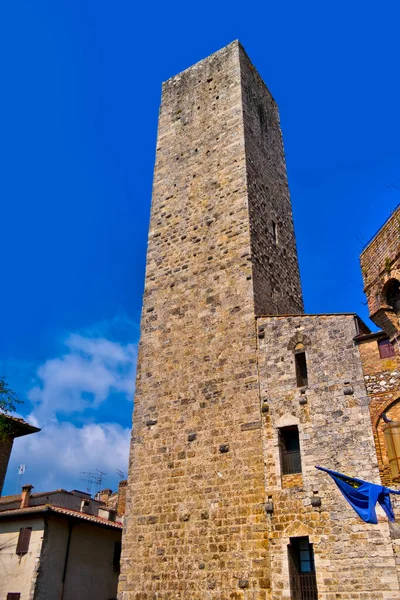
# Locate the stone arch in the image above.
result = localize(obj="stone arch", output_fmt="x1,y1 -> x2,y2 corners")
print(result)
287,332 -> 311,352
373,396 -> 400,429
383,278 -> 400,313
372,396 -> 400,486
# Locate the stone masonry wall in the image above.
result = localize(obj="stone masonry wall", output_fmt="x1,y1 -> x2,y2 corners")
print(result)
357,336 -> 400,486
360,205 -> 400,319
257,314 -> 400,600
119,42 -> 273,600
239,49 -> 304,316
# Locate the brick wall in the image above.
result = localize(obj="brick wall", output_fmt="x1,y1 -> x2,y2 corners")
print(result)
360,206 -> 400,336
357,336 -> 400,485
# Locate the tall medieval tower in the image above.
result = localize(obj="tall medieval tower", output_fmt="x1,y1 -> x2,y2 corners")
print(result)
119,41 -> 400,600
119,40 -> 302,599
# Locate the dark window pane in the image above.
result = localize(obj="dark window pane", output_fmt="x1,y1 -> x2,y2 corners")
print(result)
300,561 -> 312,573
7,594 -> 21,600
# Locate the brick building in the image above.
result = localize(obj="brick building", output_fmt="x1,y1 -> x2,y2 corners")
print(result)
119,41 -> 400,599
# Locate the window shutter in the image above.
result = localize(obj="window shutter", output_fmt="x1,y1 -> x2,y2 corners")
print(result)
378,338 -> 395,359
16,527 -> 32,555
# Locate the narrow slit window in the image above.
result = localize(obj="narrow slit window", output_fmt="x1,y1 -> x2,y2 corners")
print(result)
378,338 -> 395,359
280,426 -> 301,475
272,220 -> 278,244
295,352 -> 308,387
16,527 -> 32,555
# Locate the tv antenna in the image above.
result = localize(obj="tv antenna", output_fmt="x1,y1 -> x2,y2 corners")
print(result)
116,469 -> 126,480
79,469 -> 107,496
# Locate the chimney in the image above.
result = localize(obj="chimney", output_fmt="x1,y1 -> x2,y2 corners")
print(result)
21,484 -> 33,508
117,479 -> 127,517
98,488 -> 113,504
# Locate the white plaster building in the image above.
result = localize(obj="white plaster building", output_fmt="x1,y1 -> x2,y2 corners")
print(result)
0,485 -> 122,600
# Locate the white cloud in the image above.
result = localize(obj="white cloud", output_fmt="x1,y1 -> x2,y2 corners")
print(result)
3,326 -> 137,495
28,333 -> 137,422
5,420 -> 131,494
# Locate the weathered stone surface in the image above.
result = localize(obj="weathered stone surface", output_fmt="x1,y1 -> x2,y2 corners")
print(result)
258,314 -> 400,599
119,41 -> 293,599
360,206 -> 400,339
119,40 -> 400,600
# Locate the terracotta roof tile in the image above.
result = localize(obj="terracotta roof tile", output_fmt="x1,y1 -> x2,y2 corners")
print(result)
0,504 -> 123,529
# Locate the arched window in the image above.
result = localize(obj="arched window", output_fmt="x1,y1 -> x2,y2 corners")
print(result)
382,419 -> 400,481
385,279 -> 400,313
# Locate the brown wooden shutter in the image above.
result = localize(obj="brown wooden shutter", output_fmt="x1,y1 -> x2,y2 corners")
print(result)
16,527 -> 32,555
378,338 -> 395,359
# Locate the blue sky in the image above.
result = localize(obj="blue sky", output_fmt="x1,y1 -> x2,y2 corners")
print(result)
1,1 -> 399,495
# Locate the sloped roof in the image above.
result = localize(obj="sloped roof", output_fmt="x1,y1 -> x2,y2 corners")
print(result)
0,414 -> 41,437
0,504 -> 123,529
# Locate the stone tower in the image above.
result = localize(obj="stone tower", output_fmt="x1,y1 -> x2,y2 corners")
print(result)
119,41 -> 302,599
360,205 -> 400,342
119,42 -> 400,600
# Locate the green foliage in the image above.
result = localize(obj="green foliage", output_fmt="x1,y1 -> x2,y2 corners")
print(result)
385,257 -> 392,274
0,377 -> 23,438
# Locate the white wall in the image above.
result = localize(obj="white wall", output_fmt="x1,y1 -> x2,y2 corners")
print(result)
34,515 -> 121,600
0,516 -> 44,600
0,514 -> 121,600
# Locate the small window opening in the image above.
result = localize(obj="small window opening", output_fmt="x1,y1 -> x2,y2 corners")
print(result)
280,426 -> 301,475
295,350 -> 308,387
378,338 -> 395,359
113,541 -> 122,573
288,537 -> 318,600
272,220 -> 278,244
16,527 -> 32,555
386,279 -> 400,313
258,105 -> 268,136
7,594 -> 21,600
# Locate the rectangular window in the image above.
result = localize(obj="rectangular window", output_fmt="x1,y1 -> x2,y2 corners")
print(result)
7,593 -> 21,600
378,338 -> 395,359
295,352 -> 308,387
280,426 -> 301,475
113,541 -> 122,572
16,527 -> 32,555
288,537 -> 318,600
